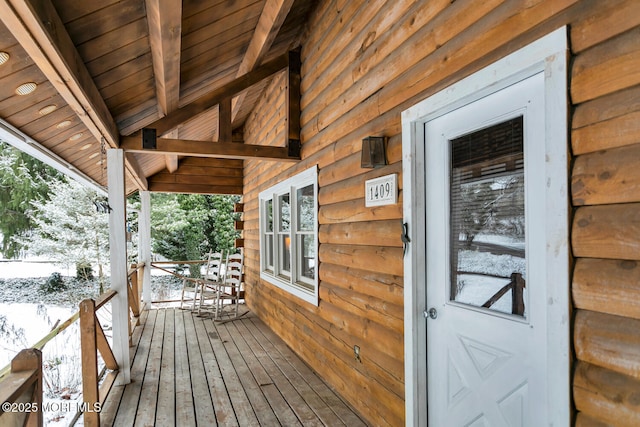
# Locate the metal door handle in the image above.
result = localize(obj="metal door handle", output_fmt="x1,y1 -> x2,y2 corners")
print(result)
424,307 -> 438,319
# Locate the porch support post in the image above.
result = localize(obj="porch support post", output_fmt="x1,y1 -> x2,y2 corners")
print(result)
139,190 -> 152,304
107,149 -> 131,385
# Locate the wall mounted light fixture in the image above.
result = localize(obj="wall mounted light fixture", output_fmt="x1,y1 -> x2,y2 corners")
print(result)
361,136 -> 387,168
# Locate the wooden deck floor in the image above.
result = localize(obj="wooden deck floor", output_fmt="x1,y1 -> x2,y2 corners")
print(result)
100,307 -> 367,426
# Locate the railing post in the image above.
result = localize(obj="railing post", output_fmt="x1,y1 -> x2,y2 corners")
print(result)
130,267 -> 140,318
511,273 -> 526,316
0,349 -> 43,427
80,299 -> 100,427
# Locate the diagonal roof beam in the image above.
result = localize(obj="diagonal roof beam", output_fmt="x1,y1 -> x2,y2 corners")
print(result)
145,0 -> 182,172
136,52 -> 289,138
231,0 -> 295,122
0,0 -> 148,190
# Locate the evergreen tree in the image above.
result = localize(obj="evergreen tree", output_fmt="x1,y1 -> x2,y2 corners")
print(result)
150,193 -> 240,271
20,179 -> 110,280
0,141 -> 64,258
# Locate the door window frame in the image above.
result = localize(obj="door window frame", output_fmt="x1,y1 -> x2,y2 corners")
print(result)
401,27 -> 570,426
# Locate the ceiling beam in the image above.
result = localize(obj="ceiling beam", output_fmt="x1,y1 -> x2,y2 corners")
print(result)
145,0 -> 182,115
148,182 -> 243,195
0,0 -> 148,190
137,52 -> 290,137
145,0 -> 181,173
121,136 -> 300,162
231,0 -> 295,122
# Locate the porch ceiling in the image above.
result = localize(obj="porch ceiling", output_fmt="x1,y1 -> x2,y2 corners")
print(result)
0,0 -> 313,194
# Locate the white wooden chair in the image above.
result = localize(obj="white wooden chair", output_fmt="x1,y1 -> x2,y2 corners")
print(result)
180,251 -> 223,310
198,251 -> 243,320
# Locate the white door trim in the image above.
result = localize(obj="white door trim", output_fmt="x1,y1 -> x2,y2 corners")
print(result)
402,27 -> 570,426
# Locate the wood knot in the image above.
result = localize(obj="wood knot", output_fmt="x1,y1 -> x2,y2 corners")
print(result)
577,218 -> 590,227
360,31 -> 377,53
619,260 -> 637,270
598,171 -> 611,180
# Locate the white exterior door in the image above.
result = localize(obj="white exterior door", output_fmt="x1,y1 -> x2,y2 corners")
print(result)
425,73 -> 547,426
403,28 -> 569,426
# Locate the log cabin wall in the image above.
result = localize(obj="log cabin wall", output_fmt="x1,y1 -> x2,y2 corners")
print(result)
242,1 -> 640,425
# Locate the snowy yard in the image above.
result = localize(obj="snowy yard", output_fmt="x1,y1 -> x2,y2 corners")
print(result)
0,261 -> 182,426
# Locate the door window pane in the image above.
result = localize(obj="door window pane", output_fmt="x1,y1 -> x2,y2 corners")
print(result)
449,117 -> 527,317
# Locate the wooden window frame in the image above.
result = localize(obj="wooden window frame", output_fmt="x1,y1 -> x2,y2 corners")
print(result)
259,166 -> 319,305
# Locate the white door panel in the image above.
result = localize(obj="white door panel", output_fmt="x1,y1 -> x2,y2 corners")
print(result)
426,73 -> 545,426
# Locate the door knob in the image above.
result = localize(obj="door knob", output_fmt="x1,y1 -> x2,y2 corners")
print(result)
425,307 -> 437,319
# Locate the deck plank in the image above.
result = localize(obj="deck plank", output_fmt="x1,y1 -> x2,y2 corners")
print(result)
227,319 -> 305,426
155,309 -> 176,425
191,313 -> 238,426
99,308 -> 150,425
174,310 -> 196,425
232,318 -> 324,426
135,308 -> 165,426
182,310 -> 217,424
213,320 -> 281,426
202,315 -> 259,426
249,317 -> 366,426
112,309 -> 158,425
101,308 -> 365,426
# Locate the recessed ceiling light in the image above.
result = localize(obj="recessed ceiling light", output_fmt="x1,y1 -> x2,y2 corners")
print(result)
38,105 -> 57,115
15,82 -> 37,95
56,120 -> 72,129
0,52 -> 9,66
69,132 -> 84,141
89,152 -> 100,159
80,143 -> 92,151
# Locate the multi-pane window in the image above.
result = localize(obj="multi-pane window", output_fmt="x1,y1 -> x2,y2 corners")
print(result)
259,167 -> 318,305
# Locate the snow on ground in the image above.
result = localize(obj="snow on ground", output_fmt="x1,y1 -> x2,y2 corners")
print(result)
0,261 -> 182,426
474,233 -> 525,250
456,244 -> 527,316
0,259 -> 71,278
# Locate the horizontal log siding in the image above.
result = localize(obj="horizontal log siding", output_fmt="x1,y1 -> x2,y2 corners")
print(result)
239,1 -> 640,425
570,0 -> 640,424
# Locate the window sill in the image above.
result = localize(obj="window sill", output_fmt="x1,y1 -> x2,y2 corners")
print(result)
260,271 -> 318,306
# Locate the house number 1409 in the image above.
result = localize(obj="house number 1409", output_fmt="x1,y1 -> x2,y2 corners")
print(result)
370,182 -> 392,200
365,174 -> 397,207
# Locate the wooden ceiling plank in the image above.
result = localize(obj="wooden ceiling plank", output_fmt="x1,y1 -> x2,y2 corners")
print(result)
1,0 -> 118,143
137,51 -> 289,137
0,0 -> 148,190
145,0 -> 182,115
121,135 -> 300,162
231,0 -> 295,121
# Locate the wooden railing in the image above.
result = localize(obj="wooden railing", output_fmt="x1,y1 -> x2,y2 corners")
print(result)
482,272 -> 526,315
0,263 -> 146,427
127,263 -> 144,342
80,263 -> 145,426
151,260 -> 206,303
0,349 -> 43,426
0,301 -> 82,426
80,290 -> 119,427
